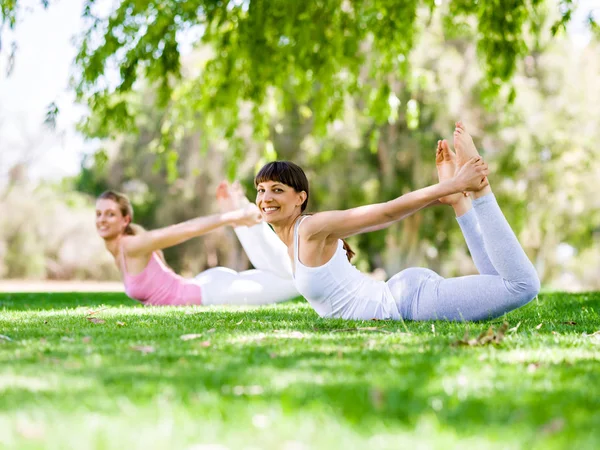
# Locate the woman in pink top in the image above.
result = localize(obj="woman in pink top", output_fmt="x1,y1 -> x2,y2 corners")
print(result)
96,182 -> 298,306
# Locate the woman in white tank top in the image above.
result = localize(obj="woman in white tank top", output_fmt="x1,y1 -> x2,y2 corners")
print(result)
253,122 -> 540,322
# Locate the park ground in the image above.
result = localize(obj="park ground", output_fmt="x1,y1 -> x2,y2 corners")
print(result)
1,290 -> 599,449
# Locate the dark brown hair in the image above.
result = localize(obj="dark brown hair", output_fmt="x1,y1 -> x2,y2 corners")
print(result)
255,161 -> 356,261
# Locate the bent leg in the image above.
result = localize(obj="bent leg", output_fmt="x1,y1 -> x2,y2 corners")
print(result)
456,208 -> 498,275
434,138 -> 498,275
234,223 -> 293,279
452,123 -> 537,285
195,267 -> 299,306
415,273 -> 538,321
216,180 -> 292,279
388,267 -> 539,322
472,193 -> 539,288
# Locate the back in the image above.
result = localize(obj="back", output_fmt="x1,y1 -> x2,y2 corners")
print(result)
121,250 -> 202,306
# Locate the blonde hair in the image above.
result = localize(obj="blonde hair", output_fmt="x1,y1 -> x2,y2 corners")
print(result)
98,190 -> 137,235
97,190 -> 168,264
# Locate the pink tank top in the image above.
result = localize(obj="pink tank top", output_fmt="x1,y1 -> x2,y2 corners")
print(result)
120,247 -> 203,306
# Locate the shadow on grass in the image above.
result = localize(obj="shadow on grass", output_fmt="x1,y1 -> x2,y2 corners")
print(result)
1,291 -> 600,447
0,292 -> 138,310
2,328 -> 600,447
0,292 -> 309,311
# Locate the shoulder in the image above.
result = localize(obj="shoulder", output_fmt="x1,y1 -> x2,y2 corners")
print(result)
297,212 -> 336,241
120,234 -> 146,256
296,214 -> 317,236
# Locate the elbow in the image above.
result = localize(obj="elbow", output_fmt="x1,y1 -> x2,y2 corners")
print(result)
381,202 -> 396,222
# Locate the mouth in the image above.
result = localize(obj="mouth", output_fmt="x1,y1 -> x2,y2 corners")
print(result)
261,206 -> 280,214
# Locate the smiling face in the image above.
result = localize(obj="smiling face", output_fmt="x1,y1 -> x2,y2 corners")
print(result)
255,180 -> 307,224
95,198 -> 130,240
254,161 -> 310,225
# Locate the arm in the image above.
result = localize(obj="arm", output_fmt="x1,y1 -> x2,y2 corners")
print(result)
303,181 -> 458,240
303,158 -> 488,240
123,205 -> 260,257
359,200 -> 443,234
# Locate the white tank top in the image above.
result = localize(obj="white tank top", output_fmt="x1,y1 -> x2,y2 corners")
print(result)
292,216 -> 401,320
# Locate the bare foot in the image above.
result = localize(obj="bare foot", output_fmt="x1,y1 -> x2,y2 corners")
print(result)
453,121 -> 480,167
453,121 -> 491,199
230,181 -> 251,208
436,140 -> 471,216
230,203 -> 262,227
216,181 -> 236,213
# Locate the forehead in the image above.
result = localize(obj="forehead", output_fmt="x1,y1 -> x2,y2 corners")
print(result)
96,198 -> 120,210
257,180 -> 286,187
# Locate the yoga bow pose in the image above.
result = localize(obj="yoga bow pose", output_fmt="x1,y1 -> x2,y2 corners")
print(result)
253,122 -> 540,321
95,182 -> 299,306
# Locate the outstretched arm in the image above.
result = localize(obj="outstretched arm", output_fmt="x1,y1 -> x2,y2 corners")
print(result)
359,200 -> 443,234
123,205 -> 261,257
303,159 -> 488,240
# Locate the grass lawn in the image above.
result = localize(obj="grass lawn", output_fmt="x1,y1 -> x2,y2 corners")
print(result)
1,292 -> 599,449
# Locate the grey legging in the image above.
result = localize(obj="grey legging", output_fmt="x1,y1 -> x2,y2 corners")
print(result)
387,193 -> 540,321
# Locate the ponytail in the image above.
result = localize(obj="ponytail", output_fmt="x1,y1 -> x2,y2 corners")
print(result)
342,240 -> 355,262
126,223 -> 145,236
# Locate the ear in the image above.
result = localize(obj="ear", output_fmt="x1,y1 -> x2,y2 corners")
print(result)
297,191 -> 307,207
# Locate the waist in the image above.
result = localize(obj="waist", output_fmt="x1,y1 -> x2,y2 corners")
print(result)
294,269 -> 399,320
124,272 -> 202,306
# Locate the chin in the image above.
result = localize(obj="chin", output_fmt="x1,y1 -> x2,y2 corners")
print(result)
261,215 -> 276,224
97,230 -> 115,240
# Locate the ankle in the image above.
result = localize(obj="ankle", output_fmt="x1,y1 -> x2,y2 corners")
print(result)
452,196 -> 472,217
472,185 -> 492,200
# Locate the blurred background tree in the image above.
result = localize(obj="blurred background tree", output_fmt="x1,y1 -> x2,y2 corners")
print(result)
1,0 -> 598,290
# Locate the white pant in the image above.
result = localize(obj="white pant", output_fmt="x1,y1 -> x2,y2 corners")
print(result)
194,223 -> 298,305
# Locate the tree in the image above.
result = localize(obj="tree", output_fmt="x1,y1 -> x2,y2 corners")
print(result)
2,0 -> 592,170
71,2 -> 600,287
4,0 -> 600,288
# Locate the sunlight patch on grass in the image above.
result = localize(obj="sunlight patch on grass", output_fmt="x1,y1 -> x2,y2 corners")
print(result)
498,347 -> 600,365
227,330 -> 315,344
1,291 -> 599,449
0,373 -> 94,394
0,375 -> 56,393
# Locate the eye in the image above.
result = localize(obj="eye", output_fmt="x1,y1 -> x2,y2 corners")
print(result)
257,188 -> 265,193
274,188 -> 283,193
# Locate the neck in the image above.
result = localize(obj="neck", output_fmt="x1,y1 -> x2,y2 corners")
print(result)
270,212 -> 302,248
103,234 -> 124,257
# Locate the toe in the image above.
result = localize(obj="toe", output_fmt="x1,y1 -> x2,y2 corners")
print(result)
435,141 -> 444,162
216,181 -> 229,197
441,140 -> 453,161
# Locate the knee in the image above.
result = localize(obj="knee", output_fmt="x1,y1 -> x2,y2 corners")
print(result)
510,272 -> 541,306
525,273 -> 541,299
